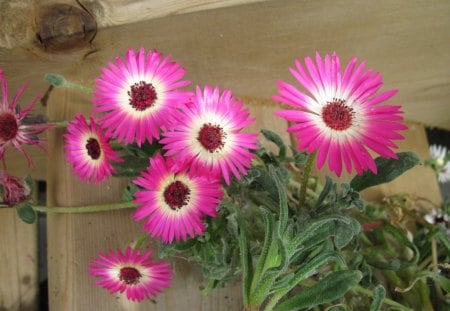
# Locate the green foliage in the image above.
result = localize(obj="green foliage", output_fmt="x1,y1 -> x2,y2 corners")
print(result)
350,152 -> 420,191
369,285 -> 386,311
144,130 -> 430,310
16,203 -> 36,224
112,142 -> 162,177
273,270 -> 362,311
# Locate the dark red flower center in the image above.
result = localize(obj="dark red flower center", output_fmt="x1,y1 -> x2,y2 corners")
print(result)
128,81 -> 157,111
321,99 -> 354,131
85,138 -> 101,160
164,180 -> 191,210
197,123 -> 226,153
0,113 -> 18,141
119,267 -> 142,285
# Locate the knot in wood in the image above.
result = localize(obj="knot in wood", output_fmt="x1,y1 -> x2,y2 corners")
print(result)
35,4 -> 97,52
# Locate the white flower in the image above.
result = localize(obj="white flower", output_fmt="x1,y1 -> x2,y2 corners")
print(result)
438,162 -> 450,183
429,144 -> 447,166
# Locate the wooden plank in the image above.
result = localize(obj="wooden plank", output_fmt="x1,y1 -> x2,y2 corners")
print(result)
0,209 -> 38,311
1,0 -> 449,129
0,0 -> 267,49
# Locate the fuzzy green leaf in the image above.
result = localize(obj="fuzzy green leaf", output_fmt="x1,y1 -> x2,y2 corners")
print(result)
16,203 -> 36,224
261,129 -> 286,159
350,152 -> 420,191
251,207 -> 275,292
112,155 -> 149,177
269,166 -> 288,234
273,270 -> 362,311
369,285 -> 386,311
334,221 -> 355,249
122,183 -> 140,202
266,252 -> 346,310
44,73 -> 67,87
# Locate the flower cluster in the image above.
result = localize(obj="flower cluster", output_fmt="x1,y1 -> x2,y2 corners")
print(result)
61,48 -> 259,299
2,49 -> 419,307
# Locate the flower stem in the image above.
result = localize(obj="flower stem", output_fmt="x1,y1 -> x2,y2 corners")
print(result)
134,233 -> 148,250
49,120 -> 69,128
353,285 -> 412,311
31,202 -> 137,214
299,151 -> 316,208
65,82 -> 93,94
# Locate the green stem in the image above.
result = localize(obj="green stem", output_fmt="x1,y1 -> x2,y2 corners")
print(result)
299,151 -> 316,208
134,233 -> 148,250
49,120 -> 69,128
65,81 -> 93,94
353,285 -> 412,311
31,202 -> 137,214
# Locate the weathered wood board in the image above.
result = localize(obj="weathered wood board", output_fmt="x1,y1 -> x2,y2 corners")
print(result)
0,0 -> 449,129
0,209 -> 38,311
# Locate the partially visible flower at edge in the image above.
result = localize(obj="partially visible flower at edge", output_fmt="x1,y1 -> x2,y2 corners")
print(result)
0,69 -> 52,167
274,52 -> 407,177
133,153 -> 223,244
0,171 -> 30,206
161,85 -> 259,185
93,48 -> 192,146
64,114 -> 122,183
428,144 -> 450,183
437,162 -> 450,183
89,247 -> 173,302
429,144 -> 448,166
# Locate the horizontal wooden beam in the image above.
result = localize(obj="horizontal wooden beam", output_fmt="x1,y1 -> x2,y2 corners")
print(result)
0,0 -> 266,49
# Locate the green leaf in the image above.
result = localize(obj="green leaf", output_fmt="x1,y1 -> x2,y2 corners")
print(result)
16,203 -> 36,224
334,220 -> 356,249
122,183 -> 140,202
365,223 -> 419,270
350,152 -> 420,191
251,207 -> 275,293
370,285 -> 386,311
269,165 -> 288,234
294,215 -> 353,248
273,270 -> 362,311
112,155 -> 149,177
315,176 -> 335,209
44,73 -> 67,87
261,129 -> 286,159
227,202 -> 252,307
266,252 -> 346,310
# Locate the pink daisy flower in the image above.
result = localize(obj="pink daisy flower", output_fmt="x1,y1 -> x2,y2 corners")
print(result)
0,69 -> 52,167
89,247 -> 172,302
93,48 -> 192,146
274,52 -> 407,176
64,114 -> 122,183
133,153 -> 223,243
160,85 -> 259,185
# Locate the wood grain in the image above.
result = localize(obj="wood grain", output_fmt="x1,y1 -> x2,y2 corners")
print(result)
0,209 -> 38,311
0,0 -> 449,129
0,0 -> 266,49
